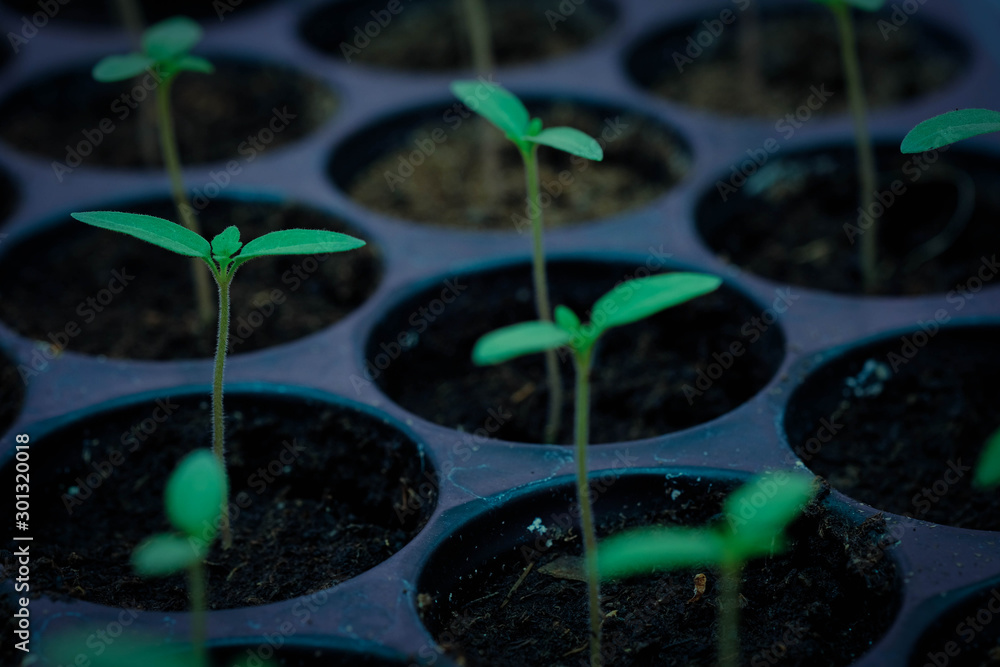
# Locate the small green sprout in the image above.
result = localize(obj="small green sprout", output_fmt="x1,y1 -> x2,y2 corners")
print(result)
452,78 -> 604,445
70,210 -> 365,548
132,449 -> 227,667
902,108 -> 1000,153
93,16 -> 216,328
473,272 -> 722,667
811,0 -> 885,293
598,473 -> 817,667
974,427 -> 1000,489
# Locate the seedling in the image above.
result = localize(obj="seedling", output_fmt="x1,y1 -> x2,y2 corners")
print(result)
974,426 -> 1000,489
598,473 -> 817,667
93,16 -> 216,328
452,78 -> 604,444
71,210 -> 365,548
473,272 -> 722,666
811,0 -> 885,293
132,449 -> 227,667
902,108 -> 1000,153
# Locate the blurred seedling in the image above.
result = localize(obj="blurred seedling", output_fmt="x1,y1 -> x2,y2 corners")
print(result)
71,210 -> 365,548
473,272 -> 722,666
598,472 -> 817,667
974,426 -> 1000,489
452,78 -> 604,444
902,108 -> 1000,154
93,16 -> 216,328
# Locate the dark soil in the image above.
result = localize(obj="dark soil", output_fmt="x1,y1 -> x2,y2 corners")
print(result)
785,326 -> 1000,531
0,0 -> 274,26
214,645 -> 407,666
367,261 -> 785,444
697,146 -> 1000,295
909,583 -> 1000,667
0,59 -> 336,168
0,197 -> 380,360
301,0 -> 616,71
629,4 -> 965,117
339,103 -> 690,230
420,475 -> 899,666
0,392 -> 435,611
0,349 -> 25,436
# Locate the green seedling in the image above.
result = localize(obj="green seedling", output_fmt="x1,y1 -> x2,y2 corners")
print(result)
598,473 -> 817,667
70,210 -> 365,548
902,108 -> 1000,153
452,78 -> 604,444
812,0 -> 885,293
93,16 -> 216,328
974,426 -> 1000,489
133,449 -> 227,667
473,272 -> 722,667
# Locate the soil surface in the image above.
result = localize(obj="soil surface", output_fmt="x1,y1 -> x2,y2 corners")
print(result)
909,584 -> 1000,667
0,393 -> 435,611
631,5 -> 965,117
420,476 -> 899,666
302,0 -> 615,71
0,197 -> 380,360
342,103 -> 690,230
0,0 -> 274,25
785,327 -> 1000,531
697,147 -> 1000,295
368,261 -> 785,445
0,59 -> 336,168
0,350 -> 25,435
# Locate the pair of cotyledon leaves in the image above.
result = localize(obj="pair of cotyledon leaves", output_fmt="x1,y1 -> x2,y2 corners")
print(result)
93,15 -> 212,82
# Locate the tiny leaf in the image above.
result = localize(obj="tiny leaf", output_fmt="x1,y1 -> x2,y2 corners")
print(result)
143,16 -> 203,62
472,321 -> 571,365
598,527 -> 726,580
165,450 -> 226,538
132,533 -> 204,576
724,474 -> 815,554
211,226 -> 242,260
554,305 -> 581,332
974,427 -> 1000,489
524,127 -> 604,161
173,54 -> 214,75
811,0 -> 885,10
235,229 -> 365,265
71,211 -> 211,259
593,273 -> 722,333
92,53 -> 155,82
451,79 -> 530,141
39,632 -> 199,667
901,109 -> 1000,153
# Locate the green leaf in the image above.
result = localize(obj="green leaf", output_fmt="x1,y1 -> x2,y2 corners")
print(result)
598,527 -> 725,580
472,321 -> 571,365
132,533 -> 205,576
165,450 -> 227,538
39,632 -> 198,667
71,211 -> 211,259
724,474 -> 815,554
173,54 -> 214,74
554,305 -> 580,332
811,0 -> 885,10
234,229 -> 365,266
211,226 -> 242,260
451,79 -> 530,141
524,127 -> 604,161
592,273 -> 722,333
975,427 -> 1000,489
92,53 -> 155,82
143,16 -> 203,62
901,109 -> 1000,153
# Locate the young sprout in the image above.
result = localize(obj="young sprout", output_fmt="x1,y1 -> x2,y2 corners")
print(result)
473,272 -> 722,667
902,108 -> 1000,153
974,427 -> 1000,489
70,210 -> 365,548
93,16 -> 216,328
132,449 -> 227,667
811,0 -> 885,293
452,79 -> 604,445
598,473 -> 817,667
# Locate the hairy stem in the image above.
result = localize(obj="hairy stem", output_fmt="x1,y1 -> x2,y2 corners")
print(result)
212,274 -> 232,549
522,146 -> 563,444
832,3 -> 878,293
718,561 -> 740,667
157,76 -> 215,328
188,560 -> 207,667
574,348 -> 602,667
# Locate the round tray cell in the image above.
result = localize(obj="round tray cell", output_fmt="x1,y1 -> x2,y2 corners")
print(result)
0,0 -> 275,26
0,347 -> 25,437
0,57 -> 336,168
786,325 -> 1000,530
0,196 -> 381,360
696,144 -> 1000,295
419,472 -> 900,666
301,0 -> 617,71
365,259 -> 785,444
333,99 -> 691,230
626,2 -> 966,117
0,389 -> 437,610
908,580 -> 1000,667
